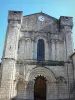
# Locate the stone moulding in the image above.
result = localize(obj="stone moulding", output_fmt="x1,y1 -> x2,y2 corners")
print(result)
17,60 -> 65,66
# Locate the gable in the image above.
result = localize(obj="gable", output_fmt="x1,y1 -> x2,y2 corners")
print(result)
21,12 -> 59,33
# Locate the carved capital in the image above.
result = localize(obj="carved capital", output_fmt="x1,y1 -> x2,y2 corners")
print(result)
50,39 -> 55,43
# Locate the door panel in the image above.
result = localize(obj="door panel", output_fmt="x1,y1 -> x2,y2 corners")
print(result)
34,76 -> 46,100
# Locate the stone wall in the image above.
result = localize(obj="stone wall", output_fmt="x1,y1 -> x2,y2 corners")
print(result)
0,11 -> 74,100
14,62 -> 72,100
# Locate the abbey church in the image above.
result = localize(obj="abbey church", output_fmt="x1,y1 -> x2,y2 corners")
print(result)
0,10 -> 75,100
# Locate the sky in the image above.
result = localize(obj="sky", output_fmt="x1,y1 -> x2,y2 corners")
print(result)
0,0 -> 75,61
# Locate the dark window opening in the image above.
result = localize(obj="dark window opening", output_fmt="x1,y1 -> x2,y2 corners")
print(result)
65,17 -> 68,20
37,39 -> 45,61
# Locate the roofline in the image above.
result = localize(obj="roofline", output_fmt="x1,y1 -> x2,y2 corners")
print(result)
70,52 -> 75,58
23,12 -> 58,20
8,10 -> 23,13
60,16 -> 73,18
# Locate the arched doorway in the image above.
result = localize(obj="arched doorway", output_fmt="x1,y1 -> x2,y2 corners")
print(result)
34,76 -> 46,100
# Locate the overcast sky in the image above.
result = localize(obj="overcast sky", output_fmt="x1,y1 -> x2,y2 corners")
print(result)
0,0 -> 75,61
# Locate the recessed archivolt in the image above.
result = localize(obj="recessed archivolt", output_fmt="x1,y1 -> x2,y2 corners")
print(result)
26,66 -> 56,83
34,34 -> 48,42
56,76 -> 67,83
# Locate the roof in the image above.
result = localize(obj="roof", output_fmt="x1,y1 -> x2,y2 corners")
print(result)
23,12 -> 58,21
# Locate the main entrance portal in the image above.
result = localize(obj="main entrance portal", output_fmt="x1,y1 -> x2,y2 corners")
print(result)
34,76 -> 46,100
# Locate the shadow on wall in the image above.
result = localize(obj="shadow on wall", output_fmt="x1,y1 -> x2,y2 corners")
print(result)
70,79 -> 75,98
11,80 -> 34,100
10,76 -> 69,100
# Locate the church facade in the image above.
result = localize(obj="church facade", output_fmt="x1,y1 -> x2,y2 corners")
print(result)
0,11 -> 75,100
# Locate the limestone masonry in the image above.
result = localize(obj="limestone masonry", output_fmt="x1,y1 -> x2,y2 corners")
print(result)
0,11 -> 75,100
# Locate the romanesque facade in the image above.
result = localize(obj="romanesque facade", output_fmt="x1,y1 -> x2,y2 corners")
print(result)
0,11 -> 75,100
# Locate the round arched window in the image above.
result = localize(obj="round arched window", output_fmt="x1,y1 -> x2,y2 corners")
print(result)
37,39 -> 45,61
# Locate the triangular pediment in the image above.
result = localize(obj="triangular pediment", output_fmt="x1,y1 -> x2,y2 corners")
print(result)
23,12 -> 58,20
21,12 -> 59,33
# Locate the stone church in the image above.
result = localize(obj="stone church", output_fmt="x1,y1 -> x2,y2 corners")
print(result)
0,10 -> 75,100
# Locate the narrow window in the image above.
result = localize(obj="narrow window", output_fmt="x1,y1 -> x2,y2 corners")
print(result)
37,39 -> 45,61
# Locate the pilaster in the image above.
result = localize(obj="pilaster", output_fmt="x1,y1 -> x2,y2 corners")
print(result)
0,11 -> 23,100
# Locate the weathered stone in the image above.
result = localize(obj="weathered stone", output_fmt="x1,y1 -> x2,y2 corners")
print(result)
0,10 -> 75,100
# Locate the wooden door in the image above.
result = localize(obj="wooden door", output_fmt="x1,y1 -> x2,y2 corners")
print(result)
34,76 -> 46,100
